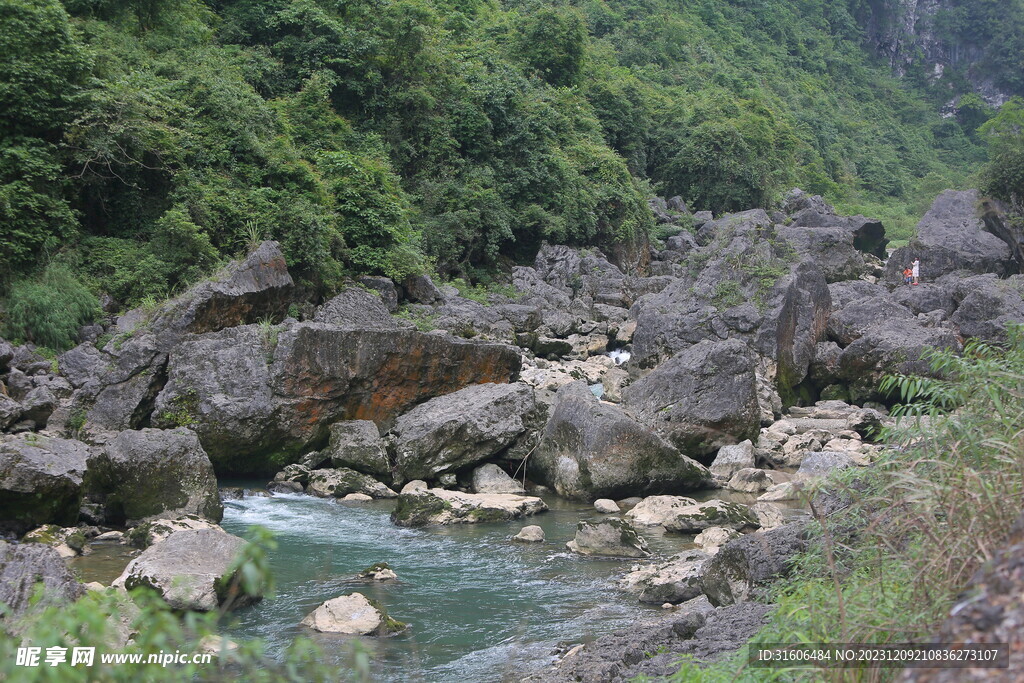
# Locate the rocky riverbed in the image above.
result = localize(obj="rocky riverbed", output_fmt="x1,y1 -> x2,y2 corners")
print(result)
2,187 -> 1023,680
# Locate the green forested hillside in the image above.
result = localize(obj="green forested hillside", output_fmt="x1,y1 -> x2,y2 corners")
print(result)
1,0 -> 1017,339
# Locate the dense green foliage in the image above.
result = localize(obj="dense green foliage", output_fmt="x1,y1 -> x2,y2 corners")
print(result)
1,0 -> 1017,325
981,97 -> 1024,208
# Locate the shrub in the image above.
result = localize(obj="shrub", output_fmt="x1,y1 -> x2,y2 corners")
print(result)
2,264 -> 99,350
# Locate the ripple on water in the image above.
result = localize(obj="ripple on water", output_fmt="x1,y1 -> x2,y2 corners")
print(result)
219,489 -> 694,682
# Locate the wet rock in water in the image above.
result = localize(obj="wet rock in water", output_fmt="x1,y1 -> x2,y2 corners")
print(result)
324,421 -> 392,480
391,489 -> 547,527
471,463 -> 525,495
391,382 -> 540,483
693,527 -> 740,555
267,480 -> 303,494
709,440 -> 755,481
530,382 -> 710,500
616,497 -> 643,512
113,528 -> 261,612
126,515 -> 222,549
219,487 -> 245,501
21,525 -> 87,558
626,496 -> 758,533
623,339 -> 761,458
566,519 -> 649,558
85,428 -> 223,525
726,468 -> 776,493
357,562 -> 397,581
0,434 -> 90,534
341,493 -> 373,502
306,468 -> 397,499
619,549 -> 710,603
300,592 -> 406,635
512,525 -> 545,543
623,495 -> 695,527
594,499 -> 620,514
0,541 -> 84,617
699,522 -> 808,606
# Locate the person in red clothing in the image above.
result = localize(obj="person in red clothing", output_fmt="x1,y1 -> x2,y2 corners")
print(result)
902,266 -> 913,285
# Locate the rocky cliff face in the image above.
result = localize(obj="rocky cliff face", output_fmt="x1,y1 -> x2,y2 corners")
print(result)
853,0 -> 1017,106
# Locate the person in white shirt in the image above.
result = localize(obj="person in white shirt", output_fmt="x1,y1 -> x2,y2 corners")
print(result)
912,257 -> 920,285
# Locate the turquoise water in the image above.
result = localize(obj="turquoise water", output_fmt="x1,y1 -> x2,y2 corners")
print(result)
218,488 -> 700,682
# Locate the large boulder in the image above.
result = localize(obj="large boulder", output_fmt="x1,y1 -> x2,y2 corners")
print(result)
85,428 -> 223,525
112,528 -> 260,611
390,488 -> 547,527
619,549 -> 710,604
313,287 -> 404,329
709,440 -> 756,481
0,541 -> 84,617
152,323 -> 522,472
885,190 -> 1015,281
390,382 -> 539,482
777,226 -> 867,283
623,340 -> 760,458
0,435 -> 90,533
632,215 -> 831,392
827,296 -> 917,347
79,242 -> 294,433
949,274 -> 1024,342
323,421 -> 391,479
143,240 -> 294,341
0,394 -> 21,431
836,322 -> 961,402
566,519 -> 650,558
529,382 -> 710,501
300,592 -> 406,635
699,522 -> 808,606
626,496 -> 758,533
533,245 -> 632,309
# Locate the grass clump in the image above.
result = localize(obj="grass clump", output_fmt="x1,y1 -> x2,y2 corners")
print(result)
2,264 -> 99,351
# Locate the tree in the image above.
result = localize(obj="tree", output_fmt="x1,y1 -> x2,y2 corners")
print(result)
516,8 -> 587,87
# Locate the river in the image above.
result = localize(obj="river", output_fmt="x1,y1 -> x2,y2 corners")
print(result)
216,487 -> 701,681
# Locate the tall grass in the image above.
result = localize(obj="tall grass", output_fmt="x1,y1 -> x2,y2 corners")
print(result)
2,264 -> 100,351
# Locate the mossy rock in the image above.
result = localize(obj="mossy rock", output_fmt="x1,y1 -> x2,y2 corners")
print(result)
390,493 -> 453,527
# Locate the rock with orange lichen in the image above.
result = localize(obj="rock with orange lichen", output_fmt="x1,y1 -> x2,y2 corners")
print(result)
153,322 -> 522,472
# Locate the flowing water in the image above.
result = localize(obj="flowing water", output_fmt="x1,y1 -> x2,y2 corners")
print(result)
215,487 -> 700,682
69,485 -> 779,681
